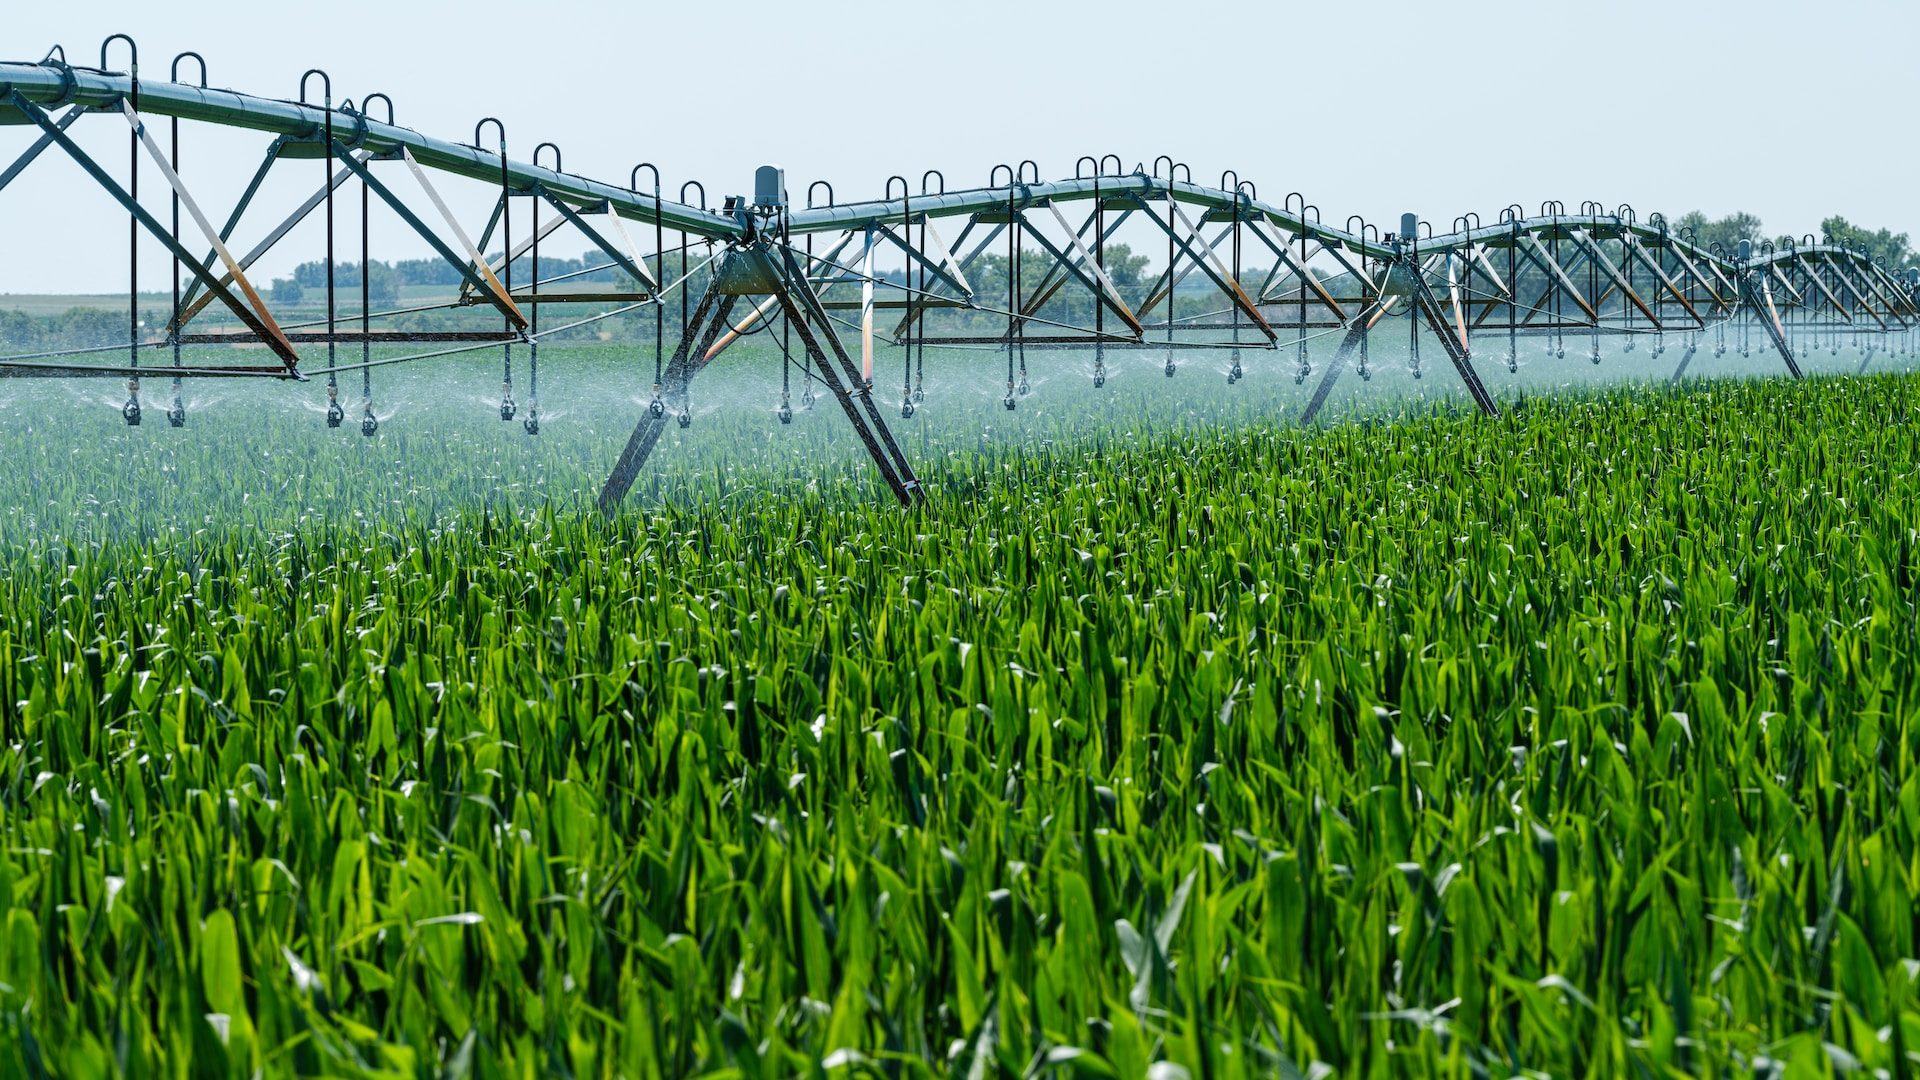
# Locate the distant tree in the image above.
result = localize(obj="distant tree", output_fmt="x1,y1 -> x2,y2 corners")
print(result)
269,277 -> 305,304
1100,243 -> 1151,286
1675,210 -> 1765,255
364,261 -> 399,305
1818,215 -> 1912,268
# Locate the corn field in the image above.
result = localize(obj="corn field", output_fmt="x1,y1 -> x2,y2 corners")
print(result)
1,344 -> 1918,1077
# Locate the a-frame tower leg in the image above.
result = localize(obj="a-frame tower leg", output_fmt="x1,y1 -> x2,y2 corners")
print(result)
598,284 -> 735,510
598,242 -> 926,512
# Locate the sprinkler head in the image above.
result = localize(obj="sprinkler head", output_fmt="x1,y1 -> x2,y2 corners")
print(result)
500,396 -> 516,421
778,404 -> 793,425
1164,360 -> 1177,378
648,390 -> 665,418
901,399 -> 915,419
1623,340 -> 1635,353
360,405 -> 378,437
677,411 -> 692,429
326,400 -> 344,428
1504,352 -> 1517,374
1003,395 -> 1016,411
523,415 -> 539,436
1017,377 -> 1030,397
1554,347 -> 1565,361
122,397 -> 142,426
167,398 -> 186,427
1229,360 -> 1243,383
1589,349 -> 1602,365
800,387 -> 816,408
1358,364 -> 1371,382
1412,367 -> 1423,380
912,383 -> 924,403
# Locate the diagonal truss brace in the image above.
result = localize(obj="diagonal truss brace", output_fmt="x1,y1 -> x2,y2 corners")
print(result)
1406,260 -> 1497,416
119,100 -> 301,367
1737,270 -> 1801,378
7,91 -> 304,375
332,146 -> 527,330
1132,195 -> 1276,341
541,192 -> 659,292
0,104 -> 83,194
174,143 -> 373,332
1300,300 -> 1397,424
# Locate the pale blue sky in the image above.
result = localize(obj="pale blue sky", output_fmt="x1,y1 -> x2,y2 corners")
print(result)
4,0 -> 1916,293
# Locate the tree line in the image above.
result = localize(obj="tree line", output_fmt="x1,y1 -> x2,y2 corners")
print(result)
1677,210 -> 1911,267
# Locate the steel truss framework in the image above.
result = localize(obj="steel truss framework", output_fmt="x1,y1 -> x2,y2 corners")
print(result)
4,46 -> 1916,504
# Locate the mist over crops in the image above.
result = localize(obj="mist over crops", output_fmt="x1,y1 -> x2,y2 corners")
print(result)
3,339 -> 1920,1075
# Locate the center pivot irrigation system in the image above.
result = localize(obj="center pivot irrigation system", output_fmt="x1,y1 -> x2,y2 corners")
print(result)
5,42 -> 1917,509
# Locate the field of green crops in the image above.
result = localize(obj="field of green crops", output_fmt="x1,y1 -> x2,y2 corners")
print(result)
1,338 -> 1918,1077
